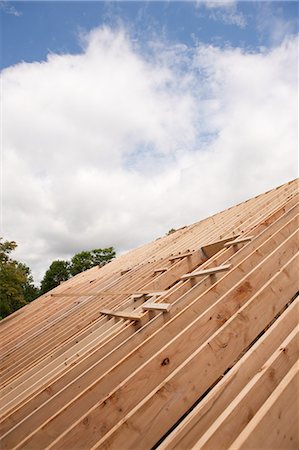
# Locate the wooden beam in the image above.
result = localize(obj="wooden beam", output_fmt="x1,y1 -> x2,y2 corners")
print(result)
50,291 -> 133,297
93,255 -> 298,450
4,249 -> 297,450
153,268 -> 168,273
131,293 -> 146,299
159,297 -> 299,449
1,194 -> 298,450
145,291 -> 167,297
142,303 -> 171,312
229,361 -> 299,450
224,236 -> 254,247
181,264 -> 231,280
169,252 -> 193,261
35,234 -> 298,450
201,237 -> 238,259
193,326 -> 299,449
99,309 -> 142,321
142,251 -> 204,292
50,290 -> 161,298
8,221 -> 296,447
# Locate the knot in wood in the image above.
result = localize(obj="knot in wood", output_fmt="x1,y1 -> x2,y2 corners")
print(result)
82,417 -> 89,426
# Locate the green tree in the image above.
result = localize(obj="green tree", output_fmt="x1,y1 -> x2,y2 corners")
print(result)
70,247 -> 116,276
0,238 -> 36,319
17,262 -> 40,302
40,260 -> 70,295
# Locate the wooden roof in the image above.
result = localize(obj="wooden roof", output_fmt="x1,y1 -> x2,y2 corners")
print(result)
0,178 -> 298,449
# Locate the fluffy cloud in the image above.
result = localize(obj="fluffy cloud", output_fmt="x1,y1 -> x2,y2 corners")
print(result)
2,27 -> 298,283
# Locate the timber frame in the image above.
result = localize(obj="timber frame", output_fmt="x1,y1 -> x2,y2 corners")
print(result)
0,178 -> 298,450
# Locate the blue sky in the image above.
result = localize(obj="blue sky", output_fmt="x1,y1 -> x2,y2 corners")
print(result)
1,1 -> 298,283
1,1 -> 298,69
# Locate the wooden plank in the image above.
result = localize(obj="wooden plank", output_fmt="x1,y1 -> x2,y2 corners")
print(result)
50,290 -> 163,298
30,245 -> 298,450
0,319 -> 124,415
89,255 -> 299,450
145,291 -> 167,297
229,362 -> 299,450
142,251 -> 204,292
130,293 -> 146,299
1,183 -> 295,351
192,325 -> 299,449
154,268 -> 168,273
1,210 -> 298,394
169,252 -> 193,261
50,291 -> 138,297
99,309 -> 142,321
4,215 -> 290,433
181,264 -> 231,279
2,217 -> 297,448
201,236 -> 238,258
0,182 -> 298,446
224,236 -> 254,247
142,303 -> 171,312
1,182 -> 295,346
159,297 -> 299,449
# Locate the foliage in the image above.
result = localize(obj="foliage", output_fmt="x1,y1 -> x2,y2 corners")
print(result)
0,238 -> 116,317
17,262 -> 40,302
40,260 -> 70,295
39,247 -> 116,294
0,238 -> 37,319
166,228 -> 176,235
70,247 -> 116,276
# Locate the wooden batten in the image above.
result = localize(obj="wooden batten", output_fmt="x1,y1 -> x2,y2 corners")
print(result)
201,236 -> 238,258
1,179 -> 297,450
99,309 -> 143,321
181,263 -> 231,279
142,303 -> 172,312
224,236 -> 254,247
169,252 -> 193,261
145,291 -> 167,297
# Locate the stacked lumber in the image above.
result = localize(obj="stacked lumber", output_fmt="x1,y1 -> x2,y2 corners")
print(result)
0,178 -> 298,449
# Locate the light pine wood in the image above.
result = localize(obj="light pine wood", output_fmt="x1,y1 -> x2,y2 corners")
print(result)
85,255 -> 299,450
181,264 -> 231,279
201,236 -> 237,258
2,214 -> 296,447
169,252 -> 193,261
192,325 -> 299,449
142,303 -> 172,312
224,235 -> 253,247
159,297 -> 299,449
39,254 -> 298,449
3,206 -> 296,431
0,179 -> 298,450
99,309 -> 143,321
229,361 -> 299,450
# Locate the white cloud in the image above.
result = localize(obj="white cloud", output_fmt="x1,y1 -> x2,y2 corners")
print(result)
2,27 -> 298,283
256,2 -> 298,47
0,1 -> 22,17
208,8 -> 247,28
196,0 -> 246,29
196,0 -> 236,9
